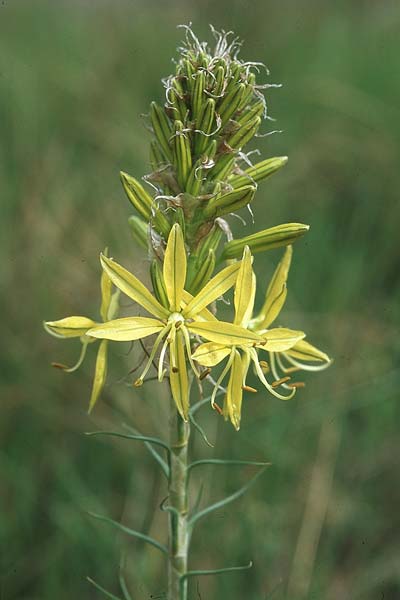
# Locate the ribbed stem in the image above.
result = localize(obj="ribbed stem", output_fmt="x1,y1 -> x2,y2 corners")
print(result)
168,410 -> 190,600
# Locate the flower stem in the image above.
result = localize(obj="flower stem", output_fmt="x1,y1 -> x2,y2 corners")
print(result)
168,409 -> 190,600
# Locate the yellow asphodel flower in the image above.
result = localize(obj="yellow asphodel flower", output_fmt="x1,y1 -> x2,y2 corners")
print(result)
86,224 -> 263,421
192,246 -> 305,430
44,265 -> 120,412
248,245 -> 332,388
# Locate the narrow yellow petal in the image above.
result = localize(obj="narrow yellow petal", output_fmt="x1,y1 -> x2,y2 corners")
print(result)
225,350 -> 244,430
87,317 -> 163,342
188,321 -> 262,346
100,269 -> 112,322
181,290 -> 217,322
256,246 -> 292,329
169,330 -> 189,420
234,246 -> 256,327
100,254 -> 168,319
44,316 -> 97,338
182,262 -> 240,318
163,223 -> 187,311
286,339 -> 331,363
192,342 -> 231,367
88,340 -> 108,413
260,327 -> 305,352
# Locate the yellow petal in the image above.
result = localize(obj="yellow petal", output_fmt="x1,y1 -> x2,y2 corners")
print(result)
169,330 -> 189,420
224,350 -> 244,430
256,246 -> 292,329
100,269 -> 112,322
234,246 -> 256,327
88,339 -> 108,413
163,223 -> 186,311
182,262 -> 240,318
100,254 -> 168,319
181,290 -> 217,322
188,320 -> 262,346
44,316 -> 97,338
192,342 -> 231,367
261,327 -> 305,352
286,339 -> 331,363
87,317 -> 163,341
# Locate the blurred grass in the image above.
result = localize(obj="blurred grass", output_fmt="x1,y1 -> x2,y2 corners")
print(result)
1,1 -> 399,598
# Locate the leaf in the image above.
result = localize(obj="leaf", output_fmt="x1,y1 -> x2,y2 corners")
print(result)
88,512 -> 168,555
100,254 -> 168,319
85,430 -> 171,453
260,328 -> 305,352
122,424 -> 169,478
163,223 -> 186,311
169,330 -> 189,420
88,340 -> 108,413
87,317 -> 163,342
182,262 -> 240,318
188,321 -> 262,346
187,459 -> 270,473
256,245 -> 292,328
180,562 -> 253,582
192,342 -> 231,367
189,412 -> 214,448
189,466 -> 267,527
44,316 -> 96,338
234,246 -> 256,327
87,577 -> 124,600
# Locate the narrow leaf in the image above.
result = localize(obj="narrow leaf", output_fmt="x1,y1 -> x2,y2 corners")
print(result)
189,467 -> 267,527
87,577 -> 124,600
188,459 -> 270,473
88,512 -> 168,555
180,561 -> 253,581
85,430 -> 170,453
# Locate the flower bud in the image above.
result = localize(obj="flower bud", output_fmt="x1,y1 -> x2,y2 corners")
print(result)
150,101 -> 173,161
229,156 -> 288,189
221,223 -> 310,259
218,82 -> 246,125
172,120 -> 192,190
189,249 -> 216,295
194,98 -> 216,156
150,259 -> 169,308
128,216 -> 149,250
204,185 -> 256,218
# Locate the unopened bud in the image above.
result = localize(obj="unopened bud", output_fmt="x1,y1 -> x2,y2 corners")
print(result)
218,82 -> 246,125
221,223 -> 310,259
128,216 -> 149,250
229,156 -> 288,189
204,185 -> 256,218
150,259 -> 169,308
189,248 -> 216,295
150,101 -> 173,161
172,120 -> 192,190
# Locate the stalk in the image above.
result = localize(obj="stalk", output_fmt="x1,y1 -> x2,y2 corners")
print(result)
168,407 -> 191,600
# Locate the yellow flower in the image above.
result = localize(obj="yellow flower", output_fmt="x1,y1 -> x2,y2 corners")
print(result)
44,262 -> 120,412
249,245 -> 332,387
86,224 -> 263,421
192,246 -> 305,430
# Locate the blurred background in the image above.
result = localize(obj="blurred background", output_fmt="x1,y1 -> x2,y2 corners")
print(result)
1,1 -> 399,598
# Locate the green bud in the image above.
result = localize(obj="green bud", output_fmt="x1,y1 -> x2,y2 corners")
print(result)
221,223 -> 310,259
150,259 -> 169,308
172,120 -> 192,190
150,140 -> 166,171
186,159 -> 204,197
218,82 -> 246,125
204,185 -> 256,218
229,116 -> 261,150
192,71 -> 206,123
128,216 -> 149,250
189,249 -> 216,295
169,88 -> 187,122
214,65 -> 225,97
120,171 -> 171,238
150,101 -> 173,161
237,73 -> 256,111
194,98 -> 216,156
236,98 -> 265,127
208,154 -> 235,182
197,223 -> 223,261
229,156 -> 288,189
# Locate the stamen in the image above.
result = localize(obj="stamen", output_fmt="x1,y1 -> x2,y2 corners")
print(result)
137,326 -> 169,385
210,351 -> 234,407
242,385 -> 257,393
158,337 -> 170,381
288,381 -> 305,389
249,348 -> 296,401
51,362 -> 69,370
271,376 -> 291,388
53,339 -> 90,374
283,352 -> 332,372
199,368 -> 211,380
259,360 -> 269,372
213,402 -> 223,415
181,325 -> 200,378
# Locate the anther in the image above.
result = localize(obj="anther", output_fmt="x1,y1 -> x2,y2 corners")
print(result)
199,368 -> 211,380
172,367 -> 179,373
271,376 -> 291,388
51,362 -> 68,370
134,378 -> 143,387
175,321 -> 182,329
288,381 -> 305,389
259,360 -> 269,372
213,402 -> 223,415
242,385 -> 257,393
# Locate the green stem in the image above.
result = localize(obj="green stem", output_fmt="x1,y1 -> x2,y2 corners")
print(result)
168,409 -> 190,600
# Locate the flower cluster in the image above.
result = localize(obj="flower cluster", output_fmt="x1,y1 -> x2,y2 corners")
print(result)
45,27 -> 331,429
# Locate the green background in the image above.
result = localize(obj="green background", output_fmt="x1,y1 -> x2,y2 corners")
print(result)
1,1 -> 399,598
